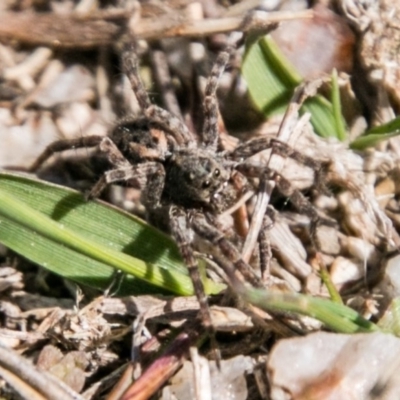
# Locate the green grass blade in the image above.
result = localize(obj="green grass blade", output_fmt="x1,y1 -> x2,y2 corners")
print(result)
319,263 -> 343,304
366,116 -> 400,134
242,35 -> 342,139
331,69 -> 347,141
242,35 -> 297,116
0,172 -> 224,296
302,98 -> 337,139
243,287 -> 379,334
351,116 -> 400,150
350,132 -> 400,150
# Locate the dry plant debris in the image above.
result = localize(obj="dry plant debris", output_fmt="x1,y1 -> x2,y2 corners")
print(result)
1,1 -> 400,399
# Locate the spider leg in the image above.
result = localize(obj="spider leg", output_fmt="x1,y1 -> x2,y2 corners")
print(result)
191,212 -> 264,288
169,206 -> 220,363
121,41 -> 193,146
140,163 -> 166,211
146,106 -> 193,146
259,211 -> 274,283
28,135 -> 104,172
270,140 -> 329,193
88,162 -> 165,202
230,137 -> 322,165
274,171 -> 322,246
97,137 -> 131,168
238,163 -> 325,249
230,137 -> 329,192
68,135 -> 164,202
229,137 -> 274,160
120,41 -> 151,111
201,46 -> 233,152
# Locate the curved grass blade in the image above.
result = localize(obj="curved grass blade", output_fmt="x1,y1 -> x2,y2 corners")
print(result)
365,115 -> 400,135
331,68 -> 347,141
242,35 -> 342,139
319,261 -> 343,305
220,264 -> 379,333
243,287 -> 380,334
242,35 -> 297,116
0,171 -> 224,296
350,116 -> 400,150
350,132 -> 400,150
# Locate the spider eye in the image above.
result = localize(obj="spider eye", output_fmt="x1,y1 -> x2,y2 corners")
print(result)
202,180 -> 211,188
214,169 -> 220,177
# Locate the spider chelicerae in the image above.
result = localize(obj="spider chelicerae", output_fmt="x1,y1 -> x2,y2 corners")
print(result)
29,37 -> 325,347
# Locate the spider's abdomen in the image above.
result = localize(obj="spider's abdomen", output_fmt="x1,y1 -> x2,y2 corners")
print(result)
110,117 -> 169,163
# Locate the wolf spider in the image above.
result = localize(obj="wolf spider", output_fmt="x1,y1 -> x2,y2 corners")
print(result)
29,38 -> 324,350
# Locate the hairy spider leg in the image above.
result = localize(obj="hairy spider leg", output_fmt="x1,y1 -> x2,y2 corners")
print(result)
231,135 -> 336,250
230,137 -> 329,192
80,137 -> 166,202
121,41 -> 193,146
168,207 -> 219,357
193,212 -> 264,288
88,162 -> 164,199
201,46 -> 234,152
237,163 -> 323,249
259,211 -> 274,282
120,41 -> 152,111
28,135 -> 104,172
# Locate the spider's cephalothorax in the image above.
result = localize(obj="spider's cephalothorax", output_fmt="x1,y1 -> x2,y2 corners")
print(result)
29,38 -> 324,357
163,149 -> 234,211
